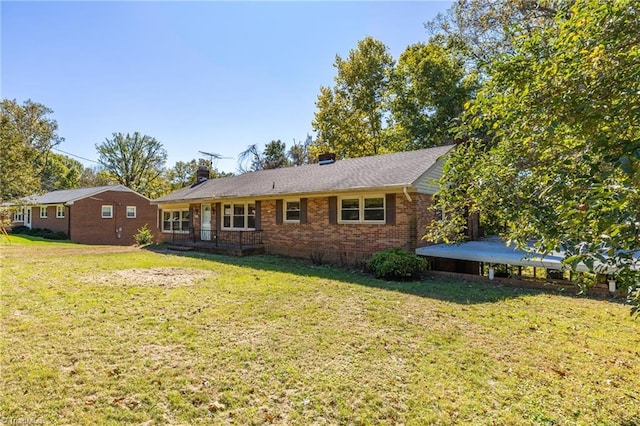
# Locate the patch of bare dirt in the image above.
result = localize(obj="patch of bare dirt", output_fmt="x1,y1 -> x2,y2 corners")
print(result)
82,267 -> 216,288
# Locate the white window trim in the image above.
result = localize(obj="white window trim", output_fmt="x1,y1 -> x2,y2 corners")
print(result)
284,199 -> 301,224
222,202 -> 256,230
56,205 -> 65,218
14,208 -> 25,222
40,206 -> 48,218
126,206 -> 137,218
161,208 -> 190,233
338,195 -> 386,224
101,205 -> 113,219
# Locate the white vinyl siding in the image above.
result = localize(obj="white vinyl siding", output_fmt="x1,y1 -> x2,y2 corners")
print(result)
414,158 -> 446,194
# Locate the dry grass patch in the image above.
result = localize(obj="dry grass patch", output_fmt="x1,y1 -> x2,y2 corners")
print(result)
81,267 -> 217,288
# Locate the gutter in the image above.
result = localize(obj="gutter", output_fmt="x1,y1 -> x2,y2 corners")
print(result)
153,185 -> 418,205
403,186 -> 413,202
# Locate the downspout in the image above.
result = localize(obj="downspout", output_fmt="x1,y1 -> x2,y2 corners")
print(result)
114,203 -> 122,240
67,205 -> 71,239
403,186 -> 413,202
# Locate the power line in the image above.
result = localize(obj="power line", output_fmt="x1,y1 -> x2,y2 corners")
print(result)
52,147 -> 100,164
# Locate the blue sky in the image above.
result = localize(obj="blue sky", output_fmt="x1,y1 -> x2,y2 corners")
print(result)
2,1 -> 452,174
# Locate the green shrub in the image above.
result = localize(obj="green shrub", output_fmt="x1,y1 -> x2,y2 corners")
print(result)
367,248 -> 428,280
43,231 -> 69,240
24,228 -> 52,237
9,226 -> 30,234
134,224 -> 154,246
12,227 -> 68,240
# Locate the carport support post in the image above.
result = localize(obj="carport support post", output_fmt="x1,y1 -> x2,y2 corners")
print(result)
488,265 -> 495,280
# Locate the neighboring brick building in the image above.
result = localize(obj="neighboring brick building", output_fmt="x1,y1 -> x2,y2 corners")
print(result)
154,146 -> 456,263
10,185 -> 159,245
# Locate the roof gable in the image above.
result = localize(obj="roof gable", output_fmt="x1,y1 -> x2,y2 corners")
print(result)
155,145 -> 455,203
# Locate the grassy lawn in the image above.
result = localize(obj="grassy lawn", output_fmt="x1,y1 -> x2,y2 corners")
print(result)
1,236 -> 639,425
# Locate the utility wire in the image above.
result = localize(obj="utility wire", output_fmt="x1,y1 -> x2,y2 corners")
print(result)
52,147 -> 100,164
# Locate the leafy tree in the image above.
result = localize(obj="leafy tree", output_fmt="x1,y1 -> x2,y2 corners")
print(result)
96,132 -> 167,198
391,42 -> 475,149
79,166 -> 117,188
288,135 -> 313,166
429,0 -> 640,313
263,140 -> 290,169
311,37 -> 396,159
41,153 -> 84,191
165,159 -> 207,190
164,158 -> 232,191
0,99 -> 63,202
426,0 -> 564,71
238,144 -> 264,173
238,140 -> 291,172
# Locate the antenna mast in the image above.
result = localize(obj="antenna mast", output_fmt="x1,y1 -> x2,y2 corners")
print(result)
198,151 -> 230,169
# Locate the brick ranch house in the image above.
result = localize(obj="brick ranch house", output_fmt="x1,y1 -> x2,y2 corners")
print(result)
154,145 -> 457,263
9,185 -> 159,245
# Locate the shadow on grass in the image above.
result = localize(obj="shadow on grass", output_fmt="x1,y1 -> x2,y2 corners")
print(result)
2,234 -> 76,245
144,244 -> 550,305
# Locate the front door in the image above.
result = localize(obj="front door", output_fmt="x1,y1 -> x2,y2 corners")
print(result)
201,204 -> 212,241
24,207 -> 32,228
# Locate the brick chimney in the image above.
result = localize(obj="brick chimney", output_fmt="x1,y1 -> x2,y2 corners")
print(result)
196,166 -> 210,183
318,153 -> 336,165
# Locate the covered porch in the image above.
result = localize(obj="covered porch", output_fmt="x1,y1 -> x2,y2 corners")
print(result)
167,228 -> 265,256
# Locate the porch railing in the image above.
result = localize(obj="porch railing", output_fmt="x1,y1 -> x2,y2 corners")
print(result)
171,228 -> 263,249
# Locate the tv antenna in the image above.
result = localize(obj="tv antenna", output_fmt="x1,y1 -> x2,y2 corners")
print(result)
198,151 -> 231,169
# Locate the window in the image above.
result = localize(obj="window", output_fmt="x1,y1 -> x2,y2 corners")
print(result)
223,202 -> 255,229
363,197 -> 385,221
339,196 -> 385,224
126,206 -> 136,218
14,208 -> 24,222
284,200 -> 300,223
56,205 -> 65,218
162,209 -> 190,232
340,198 -> 360,222
101,205 -> 113,218
40,206 -> 48,218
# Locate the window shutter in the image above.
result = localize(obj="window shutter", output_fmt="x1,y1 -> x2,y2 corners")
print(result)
300,198 -> 308,224
215,203 -> 221,229
275,199 -> 283,225
255,200 -> 262,230
328,196 -> 337,224
385,193 -> 396,225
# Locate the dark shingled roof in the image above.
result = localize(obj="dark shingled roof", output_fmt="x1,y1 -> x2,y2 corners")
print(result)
155,145 -> 455,203
21,185 -> 140,205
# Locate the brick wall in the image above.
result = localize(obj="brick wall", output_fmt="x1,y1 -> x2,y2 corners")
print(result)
415,192 -> 439,247
260,192 -> 435,264
30,205 -> 69,234
158,192 -> 436,264
69,191 -> 159,245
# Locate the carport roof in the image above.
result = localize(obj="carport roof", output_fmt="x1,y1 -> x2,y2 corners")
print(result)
416,237 -> 639,274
